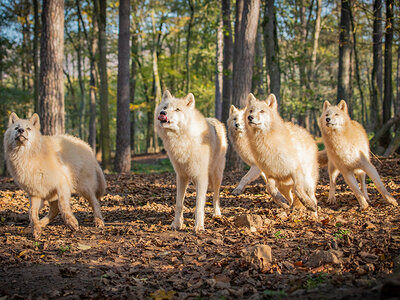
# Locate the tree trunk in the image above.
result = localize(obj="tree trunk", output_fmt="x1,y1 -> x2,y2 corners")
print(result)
215,15 -> 223,120
33,0 -> 40,113
185,0 -> 195,93
39,0 -> 65,135
114,0 -> 131,173
263,0 -> 280,105
97,0 -> 111,170
337,0 -> 352,111
76,0 -> 86,140
371,0 -> 383,131
310,0 -> 321,82
252,29 -> 264,97
379,0 -> 394,148
232,0 -> 261,108
151,9 -> 161,153
221,0 -> 233,124
130,2 -> 138,153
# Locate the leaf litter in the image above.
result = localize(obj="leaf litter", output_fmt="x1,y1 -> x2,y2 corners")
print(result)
0,155 -> 400,299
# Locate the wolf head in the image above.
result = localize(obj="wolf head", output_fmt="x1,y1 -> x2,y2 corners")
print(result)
319,100 -> 350,131
227,105 -> 246,134
245,93 -> 278,132
155,90 -> 196,132
4,113 -> 41,151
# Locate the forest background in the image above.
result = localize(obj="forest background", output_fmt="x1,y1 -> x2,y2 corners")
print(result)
0,0 -> 400,173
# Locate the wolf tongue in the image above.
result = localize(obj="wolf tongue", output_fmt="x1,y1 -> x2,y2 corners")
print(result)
158,114 -> 168,123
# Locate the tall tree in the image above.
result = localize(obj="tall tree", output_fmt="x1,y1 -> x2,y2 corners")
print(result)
185,0 -> 195,93
380,0 -> 394,148
39,0 -> 65,135
151,9 -> 161,153
97,0 -> 111,169
114,0 -> 131,173
337,0 -> 352,114
263,0 -> 280,105
232,0 -> 261,108
215,16 -> 223,120
221,0 -> 233,124
33,0 -> 40,113
371,0 -> 383,131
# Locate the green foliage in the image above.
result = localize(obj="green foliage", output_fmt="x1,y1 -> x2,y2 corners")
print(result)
262,289 -> 288,299
304,273 -> 327,289
273,230 -> 287,239
132,158 -> 174,174
333,229 -> 350,239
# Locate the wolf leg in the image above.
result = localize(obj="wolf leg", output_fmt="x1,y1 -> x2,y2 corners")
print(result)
355,170 -> 370,202
232,165 -> 261,195
57,186 -> 79,231
39,200 -> 59,227
265,178 -> 290,209
194,176 -> 208,232
342,171 -> 369,209
29,197 -> 42,239
292,174 -> 318,212
361,157 -> 398,206
171,174 -> 189,230
85,191 -> 105,228
211,174 -> 223,217
327,161 -> 340,205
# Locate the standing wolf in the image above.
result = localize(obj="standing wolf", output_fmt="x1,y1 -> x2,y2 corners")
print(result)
319,100 -> 397,209
245,93 -> 319,213
155,90 -> 227,231
4,113 -> 106,239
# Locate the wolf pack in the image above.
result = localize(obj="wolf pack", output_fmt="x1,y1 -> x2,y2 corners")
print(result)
3,90 -> 398,239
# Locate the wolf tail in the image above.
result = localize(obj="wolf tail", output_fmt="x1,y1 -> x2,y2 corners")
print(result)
95,164 -> 106,199
317,149 -> 328,168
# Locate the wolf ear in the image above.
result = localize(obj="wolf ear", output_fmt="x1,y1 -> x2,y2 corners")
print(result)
8,112 -> 19,127
184,93 -> 195,109
322,100 -> 331,112
162,90 -> 172,102
246,93 -> 256,106
338,100 -> 348,114
229,105 -> 238,116
29,113 -> 40,130
266,93 -> 278,111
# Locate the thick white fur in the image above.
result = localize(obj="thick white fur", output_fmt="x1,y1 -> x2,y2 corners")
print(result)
155,91 -> 227,231
319,100 -> 398,209
4,113 -> 106,239
245,93 -> 319,213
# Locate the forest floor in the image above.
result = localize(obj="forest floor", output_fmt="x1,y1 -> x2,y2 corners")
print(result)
1,154 -> 400,299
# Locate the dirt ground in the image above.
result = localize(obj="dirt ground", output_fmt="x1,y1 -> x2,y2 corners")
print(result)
1,155 -> 400,299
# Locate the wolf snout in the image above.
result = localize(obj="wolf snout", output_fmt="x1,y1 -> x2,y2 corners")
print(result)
235,123 -> 240,128
158,111 -> 168,123
17,128 -> 25,134
326,117 -> 331,123
248,115 -> 254,122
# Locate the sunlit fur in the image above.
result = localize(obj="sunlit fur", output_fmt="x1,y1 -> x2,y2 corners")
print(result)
155,90 -> 227,231
245,93 -> 319,213
227,105 -> 298,207
319,100 -> 398,209
4,113 -> 106,239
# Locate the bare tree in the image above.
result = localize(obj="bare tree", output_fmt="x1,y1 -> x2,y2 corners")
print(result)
114,0 -> 131,173
215,16 -> 223,120
33,0 -> 40,113
39,0 -> 65,135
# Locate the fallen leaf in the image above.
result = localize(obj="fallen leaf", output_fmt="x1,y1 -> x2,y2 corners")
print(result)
77,243 -> 92,251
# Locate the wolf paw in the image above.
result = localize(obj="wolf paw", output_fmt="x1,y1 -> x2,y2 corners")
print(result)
231,187 -> 243,196
385,196 -> 398,207
327,197 -> 337,205
32,226 -> 42,240
213,208 -> 222,217
94,217 -> 105,228
66,216 -> 79,231
194,223 -> 205,232
359,202 -> 370,210
170,220 -> 184,230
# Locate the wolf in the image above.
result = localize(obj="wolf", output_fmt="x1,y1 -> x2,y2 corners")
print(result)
319,100 -> 398,209
227,105 -> 296,208
4,113 -> 106,239
155,90 -> 227,231
245,93 -> 319,213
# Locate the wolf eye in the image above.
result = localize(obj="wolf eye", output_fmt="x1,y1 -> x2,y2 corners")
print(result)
260,110 -> 265,113
163,106 -> 167,110
249,110 -> 253,113
26,127 -> 31,131
175,108 -> 181,112
335,113 -> 339,116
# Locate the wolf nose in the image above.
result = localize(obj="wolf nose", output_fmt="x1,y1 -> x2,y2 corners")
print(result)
248,115 -> 254,122
235,123 -> 240,128
326,117 -> 331,122
160,111 -> 167,115
17,128 -> 25,134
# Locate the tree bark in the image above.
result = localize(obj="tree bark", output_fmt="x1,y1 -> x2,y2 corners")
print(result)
33,0 -> 40,113
130,1 -> 138,153
185,0 -> 195,93
114,0 -> 131,173
371,0 -> 383,131
383,0 -> 393,126
232,0 -> 261,108
221,0 -> 233,124
337,0 -> 352,113
215,15 -> 223,120
39,0 -> 65,135
97,0 -> 111,170
263,0 -> 280,105
252,29 -> 264,97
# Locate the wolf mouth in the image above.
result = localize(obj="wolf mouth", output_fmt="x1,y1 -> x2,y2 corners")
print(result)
15,134 -> 27,141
